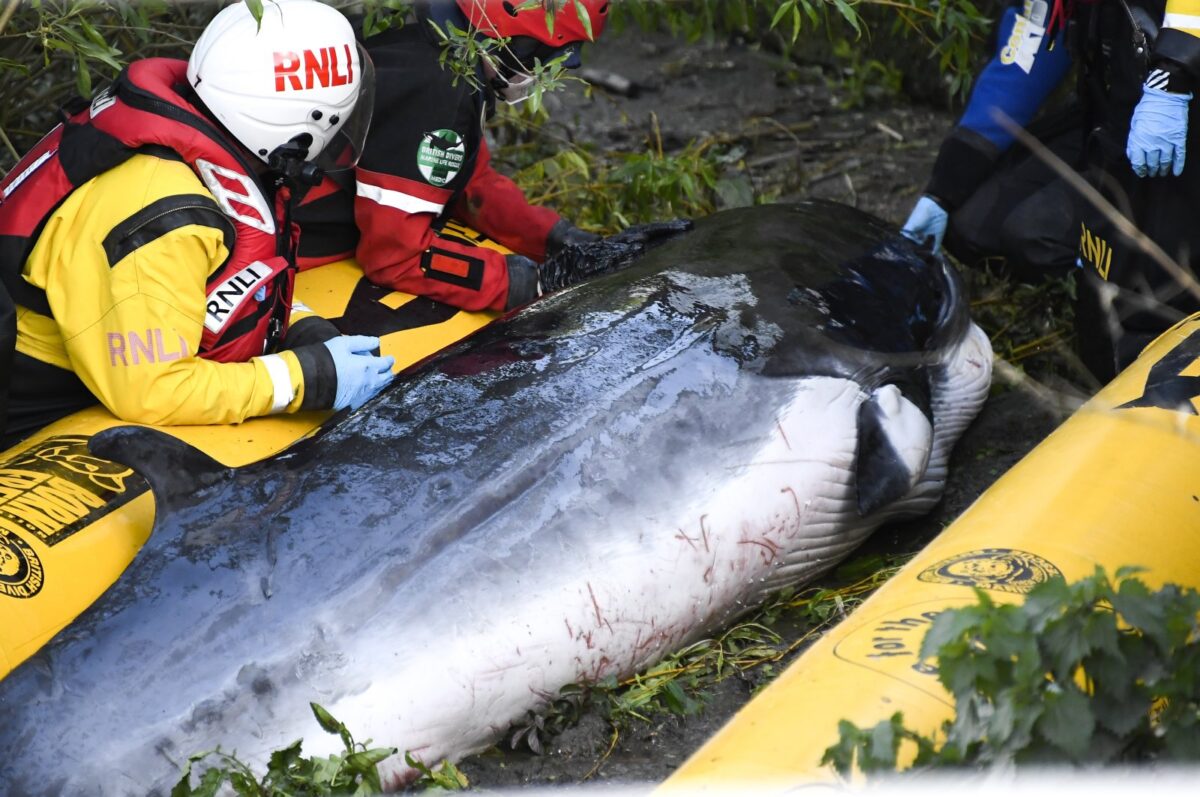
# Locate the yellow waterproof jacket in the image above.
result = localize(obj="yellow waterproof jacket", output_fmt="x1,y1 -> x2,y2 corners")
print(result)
15,153 -> 323,426
1165,1 -> 1200,38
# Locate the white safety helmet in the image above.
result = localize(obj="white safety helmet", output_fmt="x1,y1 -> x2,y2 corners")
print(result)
187,0 -> 373,168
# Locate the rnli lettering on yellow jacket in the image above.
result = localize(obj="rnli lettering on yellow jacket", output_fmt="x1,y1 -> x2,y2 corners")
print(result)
14,153 -> 325,426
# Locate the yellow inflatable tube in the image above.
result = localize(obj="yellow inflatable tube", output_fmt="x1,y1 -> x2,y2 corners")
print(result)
664,313 -> 1200,790
0,223 -> 499,680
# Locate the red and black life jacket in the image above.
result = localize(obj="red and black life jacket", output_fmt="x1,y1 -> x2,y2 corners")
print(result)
0,58 -> 298,363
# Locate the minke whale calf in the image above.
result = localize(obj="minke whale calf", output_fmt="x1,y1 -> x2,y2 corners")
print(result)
0,201 -> 991,794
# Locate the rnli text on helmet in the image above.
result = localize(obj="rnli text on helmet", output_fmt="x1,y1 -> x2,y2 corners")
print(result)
273,45 -> 355,92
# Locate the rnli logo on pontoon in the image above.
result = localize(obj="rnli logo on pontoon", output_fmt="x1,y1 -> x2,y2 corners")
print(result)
917,548 -> 1061,594
417,129 -> 465,187
0,435 -> 147,552
0,530 -> 43,599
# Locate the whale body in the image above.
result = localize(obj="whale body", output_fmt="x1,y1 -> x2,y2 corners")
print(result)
0,202 -> 991,794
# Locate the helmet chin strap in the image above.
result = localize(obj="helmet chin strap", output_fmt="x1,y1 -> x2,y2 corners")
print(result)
267,136 -> 324,191
494,72 -> 537,105
481,56 -> 537,105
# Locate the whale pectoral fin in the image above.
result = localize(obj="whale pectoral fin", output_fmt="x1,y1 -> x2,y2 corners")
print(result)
89,426 -> 233,516
855,384 -> 933,516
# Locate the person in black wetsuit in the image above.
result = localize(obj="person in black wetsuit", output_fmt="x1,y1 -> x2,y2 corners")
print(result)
904,0 -> 1200,382
295,0 -> 689,313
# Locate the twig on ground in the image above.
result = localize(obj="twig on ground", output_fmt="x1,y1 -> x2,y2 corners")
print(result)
579,67 -> 639,97
874,120 -> 904,142
0,0 -> 19,36
993,357 -> 1089,415
583,726 -> 620,781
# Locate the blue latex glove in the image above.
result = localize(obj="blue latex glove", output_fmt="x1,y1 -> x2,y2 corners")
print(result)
1127,85 -> 1192,178
900,196 -> 949,252
323,335 -> 395,411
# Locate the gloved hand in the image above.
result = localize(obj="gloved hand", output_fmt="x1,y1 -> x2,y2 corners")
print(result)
323,335 -> 395,411
545,219 -> 601,256
606,219 -> 695,248
505,254 -> 542,311
900,196 -> 949,252
540,218 -> 695,292
1127,85 -> 1192,177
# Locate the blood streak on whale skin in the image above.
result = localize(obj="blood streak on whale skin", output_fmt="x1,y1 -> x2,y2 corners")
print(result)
0,201 -> 991,794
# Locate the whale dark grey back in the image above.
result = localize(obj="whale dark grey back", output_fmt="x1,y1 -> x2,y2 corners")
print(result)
0,201 -> 989,795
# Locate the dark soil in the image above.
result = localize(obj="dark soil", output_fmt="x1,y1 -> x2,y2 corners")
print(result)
455,27 -> 1081,791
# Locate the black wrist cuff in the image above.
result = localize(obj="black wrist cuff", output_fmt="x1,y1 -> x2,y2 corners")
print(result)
1146,63 -> 1194,94
281,315 -> 341,350
292,343 -> 337,411
924,127 -> 1001,211
1154,29 -> 1200,88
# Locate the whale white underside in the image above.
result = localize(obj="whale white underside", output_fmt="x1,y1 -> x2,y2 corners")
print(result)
149,322 -> 992,789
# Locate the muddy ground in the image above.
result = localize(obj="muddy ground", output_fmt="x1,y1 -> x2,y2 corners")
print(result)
454,26 -> 1084,792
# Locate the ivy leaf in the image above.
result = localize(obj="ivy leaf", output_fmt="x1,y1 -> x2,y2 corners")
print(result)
345,746 -> 398,771
867,716 -> 898,767
919,604 -> 980,660
310,702 -> 344,736
1036,687 -> 1094,760
1164,715 -> 1200,760
227,770 -> 258,796
1092,685 -> 1148,736
1022,576 -> 1070,632
1112,578 -> 1167,647
820,718 -> 867,777
267,739 -> 303,777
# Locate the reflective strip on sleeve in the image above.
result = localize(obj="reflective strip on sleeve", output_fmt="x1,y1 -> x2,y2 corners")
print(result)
357,181 -> 446,215
1164,12 -> 1200,33
259,353 -> 295,413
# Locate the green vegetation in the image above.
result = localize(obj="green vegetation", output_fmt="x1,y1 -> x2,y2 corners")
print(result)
967,268 -> 1084,390
171,702 -> 468,795
171,703 -> 398,796
823,568 -> 1200,775
0,0 -> 993,175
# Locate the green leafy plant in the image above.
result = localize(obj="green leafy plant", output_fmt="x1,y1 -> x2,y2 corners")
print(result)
493,107 -> 723,232
822,567 -> 1200,776
828,36 -> 903,109
404,752 -> 470,791
611,0 -> 989,102
171,702 -> 398,797
966,265 -> 1081,386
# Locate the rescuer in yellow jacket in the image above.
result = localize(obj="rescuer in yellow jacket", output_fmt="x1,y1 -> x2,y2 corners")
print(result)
0,0 -> 391,448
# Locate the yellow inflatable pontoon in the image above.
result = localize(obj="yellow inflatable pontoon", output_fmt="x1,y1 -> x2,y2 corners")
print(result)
0,222 -> 499,680
665,313 -> 1200,790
